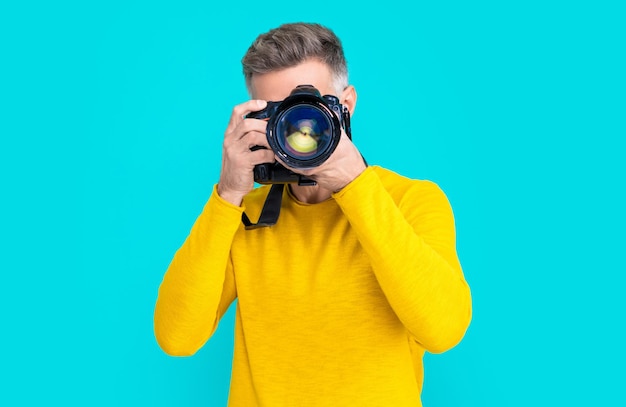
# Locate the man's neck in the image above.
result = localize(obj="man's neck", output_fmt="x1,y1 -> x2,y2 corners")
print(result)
289,184 -> 333,204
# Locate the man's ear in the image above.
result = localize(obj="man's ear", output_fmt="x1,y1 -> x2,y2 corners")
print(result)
340,85 -> 357,116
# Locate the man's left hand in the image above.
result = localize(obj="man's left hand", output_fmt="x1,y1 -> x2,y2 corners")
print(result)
281,131 -> 367,192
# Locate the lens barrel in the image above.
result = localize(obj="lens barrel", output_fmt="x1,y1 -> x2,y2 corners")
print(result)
266,87 -> 343,169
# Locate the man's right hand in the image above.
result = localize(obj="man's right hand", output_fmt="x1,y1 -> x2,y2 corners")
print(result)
217,100 -> 275,206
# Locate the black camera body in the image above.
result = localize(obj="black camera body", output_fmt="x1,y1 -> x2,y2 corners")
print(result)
246,85 -> 351,185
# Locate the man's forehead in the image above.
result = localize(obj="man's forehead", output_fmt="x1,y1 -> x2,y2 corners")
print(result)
250,60 -> 336,100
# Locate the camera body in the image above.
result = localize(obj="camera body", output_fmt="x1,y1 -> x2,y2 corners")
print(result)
246,85 -> 351,185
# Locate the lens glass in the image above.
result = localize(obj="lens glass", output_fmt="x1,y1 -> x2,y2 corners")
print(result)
275,105 -> 332,161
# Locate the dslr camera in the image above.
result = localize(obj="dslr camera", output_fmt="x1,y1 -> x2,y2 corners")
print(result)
246,85 -> 351,185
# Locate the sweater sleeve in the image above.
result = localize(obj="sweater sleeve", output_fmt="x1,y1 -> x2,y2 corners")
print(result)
333,167 -> 472,353
154,185 -> 242,356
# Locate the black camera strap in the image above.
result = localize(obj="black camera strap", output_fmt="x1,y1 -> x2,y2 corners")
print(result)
241,184 -> 285,229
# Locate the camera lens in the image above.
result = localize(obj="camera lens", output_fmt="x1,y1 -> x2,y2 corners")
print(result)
273,104 -> 334,167
263,86 -> 344,170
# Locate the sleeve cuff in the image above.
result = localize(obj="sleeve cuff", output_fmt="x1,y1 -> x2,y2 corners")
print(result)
332,166 -> 379,202
209,184 -> 246,214
196,185 -> 246,234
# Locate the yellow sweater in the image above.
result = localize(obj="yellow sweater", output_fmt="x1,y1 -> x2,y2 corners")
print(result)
154,166 -> 472,406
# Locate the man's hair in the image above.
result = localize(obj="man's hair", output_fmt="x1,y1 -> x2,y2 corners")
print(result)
242,22 -> 348,95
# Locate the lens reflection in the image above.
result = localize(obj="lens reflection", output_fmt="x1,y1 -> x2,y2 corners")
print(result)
276,105 -> 331,160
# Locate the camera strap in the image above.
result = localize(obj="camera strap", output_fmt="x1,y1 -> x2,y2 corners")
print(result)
241,184 -> 285,229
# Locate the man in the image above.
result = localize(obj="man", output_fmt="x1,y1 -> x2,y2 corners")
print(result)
154,22 -> 471,406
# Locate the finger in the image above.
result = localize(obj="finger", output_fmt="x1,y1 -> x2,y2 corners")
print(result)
226,116 -> 267,147
249,148 -> 276,166
239,129 -> 271,149
232,117 -> 268,141
226,100 -> 267,133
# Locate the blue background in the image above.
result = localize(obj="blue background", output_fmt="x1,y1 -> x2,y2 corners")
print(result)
1,1 -> 624,405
